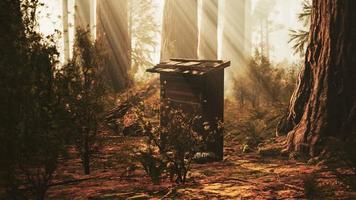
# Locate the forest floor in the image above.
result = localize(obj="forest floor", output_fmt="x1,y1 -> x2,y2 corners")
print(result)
46,83 -> 356,200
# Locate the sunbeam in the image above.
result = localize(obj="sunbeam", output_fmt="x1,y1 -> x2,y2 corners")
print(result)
38,0 -> 303,88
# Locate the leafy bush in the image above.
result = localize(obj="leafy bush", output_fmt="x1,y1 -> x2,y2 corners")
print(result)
133,103 -> 221,184
233,53 -> 297,109
0,1 -> 71,199
232,53 -> 299,147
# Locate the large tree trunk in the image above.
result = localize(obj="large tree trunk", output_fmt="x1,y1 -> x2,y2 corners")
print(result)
96,0 -> 131,92
199,0 -> 218,59
278,0 -> 356,157
160,0 -> 198,61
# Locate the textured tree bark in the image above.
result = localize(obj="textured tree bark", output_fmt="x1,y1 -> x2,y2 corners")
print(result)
96,0 -> 131,92
199,0 -> 218,59
278,0 -> 356,157
160,0 -> 198,61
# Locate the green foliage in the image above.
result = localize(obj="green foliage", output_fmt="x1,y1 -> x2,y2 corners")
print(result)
234,52 -> 297,108
298,0 -> 312,26
232,53 -> 299,146
289,29 -> 309,56
0,1 -> 71,199
289,0 -> 312,56
133,103 -> 221,184
60,29 -> 106,175
235,107 -> 276,150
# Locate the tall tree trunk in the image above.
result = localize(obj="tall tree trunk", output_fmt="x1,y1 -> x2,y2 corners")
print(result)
244,0 -> 252,58
222,0 -> 246,88
75,0 -> 91,29
161,0 -> 198,61
62,0 -> 70,63
75,0 -> 96,36
83,138 -> 90,175
278,0 -> 356,157
265,18 -> 269,60
96,0 -> 131,92
199,0 -> 218,59
89,0 -> 96,36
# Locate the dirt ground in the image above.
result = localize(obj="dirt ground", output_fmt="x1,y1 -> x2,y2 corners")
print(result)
46,136 -> 356,199
45,96 -> 356,200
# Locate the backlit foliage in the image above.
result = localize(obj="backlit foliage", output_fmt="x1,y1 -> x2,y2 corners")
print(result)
289,0 -> 312,56
132,103 -> 221,184
232,52 -> 298,147
60,29 -> 106,175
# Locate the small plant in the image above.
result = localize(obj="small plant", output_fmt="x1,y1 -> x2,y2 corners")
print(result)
134,103 -> 221,184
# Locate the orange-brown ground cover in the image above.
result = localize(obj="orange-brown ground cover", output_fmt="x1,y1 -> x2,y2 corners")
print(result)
12,84 -> 356,199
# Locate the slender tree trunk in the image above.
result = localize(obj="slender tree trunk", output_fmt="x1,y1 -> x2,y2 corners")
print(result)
265,18 -> 269,60
83,149 -> 90,175
75,0 -> 91,29
96,0 -> 131,92
36,185 -> 47,200
89,0 -> 96,36
161,0 -> 198,61
260,21 -> 264,57
244,0 -> 252,58
75,0 -> 96,39
278,0 -> 356,157
199,0 -> 218,59
62,0 -> 70,63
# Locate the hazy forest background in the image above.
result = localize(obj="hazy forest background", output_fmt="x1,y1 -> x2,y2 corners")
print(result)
0,0 -> 355,199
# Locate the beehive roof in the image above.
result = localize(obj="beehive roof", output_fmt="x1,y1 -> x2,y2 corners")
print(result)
147,58 -> 230,76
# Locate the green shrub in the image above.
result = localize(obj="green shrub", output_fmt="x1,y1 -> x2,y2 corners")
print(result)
60,29 -> 106,175
133,103 -> 221,184
0,1 -> 72,199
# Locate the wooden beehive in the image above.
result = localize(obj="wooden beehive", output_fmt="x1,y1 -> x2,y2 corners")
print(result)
147,58 -> 231,160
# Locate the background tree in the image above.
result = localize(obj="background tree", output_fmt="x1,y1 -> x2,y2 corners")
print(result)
277,0 -> 356,160
97,0 -> 131,92
130,0 -> 160,79
199,0 -> 218,59
62,29 -> 106,175
161,0 -> 198,60
222,0 -> 248,90
252,0 -> 277,60
62,0 -> 70,63
75,0 -> 91,29
233,52 -> 297,109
